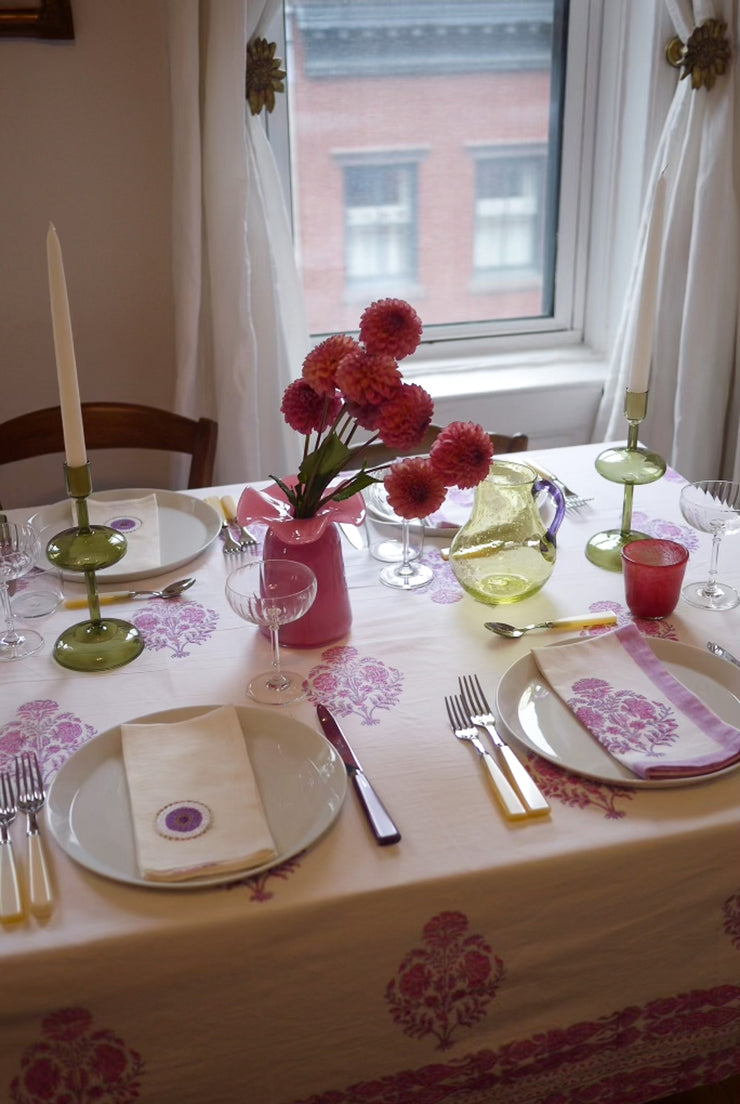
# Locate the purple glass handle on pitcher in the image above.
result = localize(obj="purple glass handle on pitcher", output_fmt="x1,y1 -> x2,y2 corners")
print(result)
532,478 -> 566,544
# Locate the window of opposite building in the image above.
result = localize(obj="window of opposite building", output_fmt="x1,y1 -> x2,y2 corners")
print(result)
273,0 -> 570,343
338,154 -> 426,297
471,146 -> 547,291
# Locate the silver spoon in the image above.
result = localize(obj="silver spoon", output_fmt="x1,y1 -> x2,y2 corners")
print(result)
485,612 -> 618,638
64,577 -> 196,609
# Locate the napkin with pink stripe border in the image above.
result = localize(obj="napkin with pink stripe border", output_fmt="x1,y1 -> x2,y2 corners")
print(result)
531,624 -> 740,779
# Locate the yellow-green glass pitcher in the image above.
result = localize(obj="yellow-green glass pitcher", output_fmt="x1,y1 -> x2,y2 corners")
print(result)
449,461 -> 566,604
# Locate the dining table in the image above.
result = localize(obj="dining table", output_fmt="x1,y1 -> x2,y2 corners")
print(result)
1,441 -> 738,1104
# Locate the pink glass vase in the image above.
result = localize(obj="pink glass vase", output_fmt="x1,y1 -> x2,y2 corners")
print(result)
263,521 -> 351,647
237,479 -> 365,649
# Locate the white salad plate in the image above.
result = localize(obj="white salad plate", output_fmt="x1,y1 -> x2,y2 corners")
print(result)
495,637 -> 740,788
47,705 -> 348,890
30,488 -> 221,582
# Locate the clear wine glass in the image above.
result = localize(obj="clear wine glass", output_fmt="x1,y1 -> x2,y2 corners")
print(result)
0,522 -> 44,660
679,480 -> 740,611
379,518 -> 433,590
225,559 -> 317,704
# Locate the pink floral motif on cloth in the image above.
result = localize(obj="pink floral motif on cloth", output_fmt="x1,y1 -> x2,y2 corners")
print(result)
566,677 -> 680,761
631,509 -> 699,551
419,547 -> 464,604
305,645 -> 403,726
131,600 -> 218,658
0,700 -> 96,780
586,600 -> 680,641
10,1007 -> 145,1103
723,891 -> 740,949
292,984 -> 740,1104
386,911 -> 504,1050
227,856 -> 303,902
524,753 -> 634,818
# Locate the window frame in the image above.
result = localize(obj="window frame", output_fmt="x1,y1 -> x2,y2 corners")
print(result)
265,0 -> 669,385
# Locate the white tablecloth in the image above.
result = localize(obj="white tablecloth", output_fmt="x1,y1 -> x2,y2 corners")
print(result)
1,443 -> 738,1104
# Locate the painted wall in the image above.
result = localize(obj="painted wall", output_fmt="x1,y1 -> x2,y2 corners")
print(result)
0,0 -> 176,507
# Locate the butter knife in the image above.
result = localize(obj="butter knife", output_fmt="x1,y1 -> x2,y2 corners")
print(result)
316,705 -> 401,845
707,641 -> 740,669
338,523 -> 365,550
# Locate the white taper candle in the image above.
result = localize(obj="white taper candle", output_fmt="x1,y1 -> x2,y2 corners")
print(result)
627,173 -> 666,393
47,223 -> 88,467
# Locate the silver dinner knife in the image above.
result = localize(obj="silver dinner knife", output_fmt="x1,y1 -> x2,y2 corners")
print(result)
338,523 -> 365,550
707,641 -> 740,669
316,705 -> 401,845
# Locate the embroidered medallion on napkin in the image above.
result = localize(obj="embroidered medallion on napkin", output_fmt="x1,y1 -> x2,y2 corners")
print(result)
121,705 -> 277,882
86,494 -> 161,574
531,624 -> 740,779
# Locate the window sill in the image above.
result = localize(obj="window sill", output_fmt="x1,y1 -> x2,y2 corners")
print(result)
409,344 -> 608,448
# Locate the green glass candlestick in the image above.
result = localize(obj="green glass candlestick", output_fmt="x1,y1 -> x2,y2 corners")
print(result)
46,462 -> 145,671
586,389 -> 666,572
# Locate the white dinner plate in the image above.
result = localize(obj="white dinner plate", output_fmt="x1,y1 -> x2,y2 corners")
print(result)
365,481 -> 472,535
495,638 -> 740,788
47,705 -> 348,890
30,488 -> 221,582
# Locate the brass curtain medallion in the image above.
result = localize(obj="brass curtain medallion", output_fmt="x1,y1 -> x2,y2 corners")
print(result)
246,38 -> 286,115
665,18 -> 731,90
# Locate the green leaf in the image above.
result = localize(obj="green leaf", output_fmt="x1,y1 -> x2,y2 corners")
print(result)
270,474 -> 298,508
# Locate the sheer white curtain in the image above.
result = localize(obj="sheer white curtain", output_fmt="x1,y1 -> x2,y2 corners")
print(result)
594,0 -> 740,483
167,0 -> 306,485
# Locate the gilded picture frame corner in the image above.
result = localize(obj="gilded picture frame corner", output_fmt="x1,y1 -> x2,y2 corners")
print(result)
0,0 -> 74,41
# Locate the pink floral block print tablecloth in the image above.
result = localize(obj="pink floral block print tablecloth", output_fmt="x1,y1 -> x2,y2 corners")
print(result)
0,443 -> 738,1104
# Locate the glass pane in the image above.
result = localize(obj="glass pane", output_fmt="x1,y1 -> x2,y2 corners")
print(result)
286,0 -> 566,336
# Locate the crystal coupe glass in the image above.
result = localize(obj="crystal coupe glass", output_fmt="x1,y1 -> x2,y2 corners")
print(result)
679,480 -> 740,611
226,559 -> 317,704
0,522 -> 44,660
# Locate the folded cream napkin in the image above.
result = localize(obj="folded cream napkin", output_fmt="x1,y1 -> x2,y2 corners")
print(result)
86,494 -> 161,573
531,624 -> 740,780
121,705 -> 277,882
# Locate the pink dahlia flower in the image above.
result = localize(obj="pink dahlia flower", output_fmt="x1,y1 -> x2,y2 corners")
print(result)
385,458 -> 447,520
344,400 -> 383,431
335,349 -> 402,407
281,379 -> 341,435
376,383 -> 434,450
302,334 -> 361,397
430,421 -> 494,488
359,298 -> 423,360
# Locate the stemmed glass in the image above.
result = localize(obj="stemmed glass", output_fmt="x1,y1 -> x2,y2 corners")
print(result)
679,480 -> 740,610
0,522 -> 44,660
379,518 -> 433,590
225,559 -> 317,704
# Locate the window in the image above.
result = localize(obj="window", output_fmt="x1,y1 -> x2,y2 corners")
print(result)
265,1 -> 660,377
341,159 -> 419,293
471,147 -> 547,288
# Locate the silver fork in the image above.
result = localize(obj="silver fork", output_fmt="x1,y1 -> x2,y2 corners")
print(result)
206,497 -> 244,555
0,770 -> 23,922
459,675 -> 550,816
528,462 -> 592,511
220,495 -> 259,552
15,752 -> 53,915
445,695 -> 527,820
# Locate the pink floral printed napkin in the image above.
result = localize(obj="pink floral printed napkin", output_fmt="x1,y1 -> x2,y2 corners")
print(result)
531,624 -> 740,779
121,705 -> 276,882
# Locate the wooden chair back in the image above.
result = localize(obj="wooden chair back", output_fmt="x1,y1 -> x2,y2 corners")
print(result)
347,425 -> 528,470
0,402 -> 218,489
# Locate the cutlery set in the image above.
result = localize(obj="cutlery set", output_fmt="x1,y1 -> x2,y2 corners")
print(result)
0,751 -> 52,922
447,675 -> 550,820
207,495 -> 259,555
